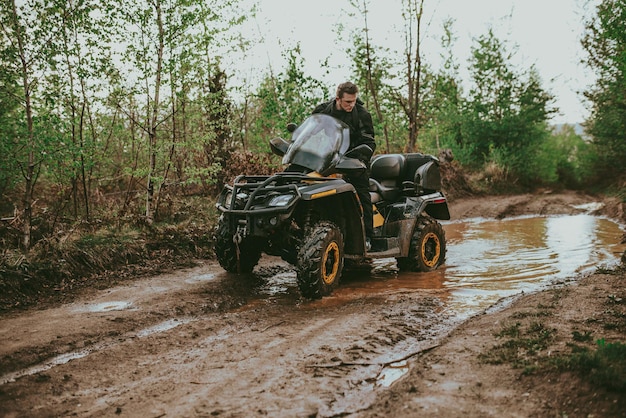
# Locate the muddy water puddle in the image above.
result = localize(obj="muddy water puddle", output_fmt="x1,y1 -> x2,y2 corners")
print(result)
335,214 -> 626,318
329,214 -> 625,388
440,214 -> 625,318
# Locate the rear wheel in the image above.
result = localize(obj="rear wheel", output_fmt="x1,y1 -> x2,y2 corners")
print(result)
214,220 -> 262,273
296,221 -> 344,299
396,216 -> 446,272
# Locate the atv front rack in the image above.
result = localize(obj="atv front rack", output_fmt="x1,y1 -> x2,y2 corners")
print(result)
216,172 -> 340,215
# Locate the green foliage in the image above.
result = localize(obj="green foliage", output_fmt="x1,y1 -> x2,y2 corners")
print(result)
343,1 -> 401,153
419,74 -> 463,156
0,0 -> 81,251
447,30 -> 558,186
550,124 -> 593,187
480,321 -> 556,369
581,0 -> 626,185
572,330 -> 594,342
419,22 -> 580,191
0,84 -> 21,196
564,339 -> 626,392
0,0 -> 249,248
245,46 -> 326,152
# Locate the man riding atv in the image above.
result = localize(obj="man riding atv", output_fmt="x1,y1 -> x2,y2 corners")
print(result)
312,82 -> 376,250
214,108 -> 450,299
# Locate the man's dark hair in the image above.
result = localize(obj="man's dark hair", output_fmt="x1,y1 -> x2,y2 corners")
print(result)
336,82 -> 359,98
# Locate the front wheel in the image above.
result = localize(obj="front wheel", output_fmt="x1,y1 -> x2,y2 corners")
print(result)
396,216 -> 446,272
296,221 -> 344,299
214,220 -> 262,273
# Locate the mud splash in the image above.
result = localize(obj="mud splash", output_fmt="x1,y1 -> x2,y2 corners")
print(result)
79,301 -> 134,312
376,360 -> 409,387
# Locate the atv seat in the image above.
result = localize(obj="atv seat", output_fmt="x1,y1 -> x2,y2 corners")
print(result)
369,153 -> 441,203
369,154 -> 405,204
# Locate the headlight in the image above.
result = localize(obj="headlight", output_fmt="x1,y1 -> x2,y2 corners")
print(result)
222,192 -> 233,208
268,194 -> 294,207
221,191 -> 248,209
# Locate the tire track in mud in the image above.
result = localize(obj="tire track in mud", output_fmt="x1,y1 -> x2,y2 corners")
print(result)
0,265 -> 241,379
0,265 -> 455,417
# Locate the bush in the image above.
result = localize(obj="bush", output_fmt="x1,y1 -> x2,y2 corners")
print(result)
565,339 -> 626,392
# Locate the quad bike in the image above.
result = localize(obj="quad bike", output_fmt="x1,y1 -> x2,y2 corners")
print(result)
214,113 -> 450,299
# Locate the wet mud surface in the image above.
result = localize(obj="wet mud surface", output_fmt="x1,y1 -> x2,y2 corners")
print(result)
0,260 -> 454,417
1,190 -> 625,417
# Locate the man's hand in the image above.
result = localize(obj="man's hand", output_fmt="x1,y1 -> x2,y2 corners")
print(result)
346,144 -> 374,164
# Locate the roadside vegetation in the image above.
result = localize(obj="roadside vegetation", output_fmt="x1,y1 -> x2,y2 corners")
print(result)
1,0 -> 625,311
479,265 -> 626,394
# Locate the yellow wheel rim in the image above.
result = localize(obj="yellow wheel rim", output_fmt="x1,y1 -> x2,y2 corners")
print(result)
322,241 -> 340,285
421,232 -> 441,268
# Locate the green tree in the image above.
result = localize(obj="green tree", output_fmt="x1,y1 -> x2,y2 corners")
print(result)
0,56 -> 20,201
581,0 -> 626,187
416,18 -> 465,157
461,29 -> 556,184
0,0 -> 65,251
247,46 -> 325,151
347,0 -> 392,152
117,0 -> 169,225
38,0 -> 116,221
550,124 -> 590,188
158,2 -> 244,198
110,0 -> 244,222
184,61 -> 234,193
395,0 -> 427,152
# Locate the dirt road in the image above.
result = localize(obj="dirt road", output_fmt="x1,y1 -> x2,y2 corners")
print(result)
1,190 -> 624,417
0,259 -> 455,417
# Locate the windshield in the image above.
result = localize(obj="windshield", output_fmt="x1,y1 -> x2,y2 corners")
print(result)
282,114 -> 351,175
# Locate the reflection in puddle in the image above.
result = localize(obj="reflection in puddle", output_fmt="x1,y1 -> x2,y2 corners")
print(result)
441,214 -> 625,319
376,360 -> 408,387
258,271 -> 292,296
136,318 -> 193,337
185,273 -> 216,284
0,350 -> 92,385
81,301 -> 134,312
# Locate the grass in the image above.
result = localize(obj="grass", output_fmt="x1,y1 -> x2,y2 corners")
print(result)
571,330 -> 594,342
480,287 -> 626,393
481,322 -> 626,389
479,321 -> 556,372
558,339 -> 626,392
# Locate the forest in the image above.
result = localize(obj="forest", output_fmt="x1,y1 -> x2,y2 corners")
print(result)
0,0 -> 625,294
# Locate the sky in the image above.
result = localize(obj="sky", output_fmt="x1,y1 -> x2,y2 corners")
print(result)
234,0 -> 601,125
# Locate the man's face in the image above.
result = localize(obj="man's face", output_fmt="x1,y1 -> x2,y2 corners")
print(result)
336,93 -> 357,112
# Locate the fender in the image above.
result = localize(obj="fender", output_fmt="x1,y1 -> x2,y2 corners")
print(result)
298,179 -> 356,200
412,192 -> 451,220
297,180 -> 367,255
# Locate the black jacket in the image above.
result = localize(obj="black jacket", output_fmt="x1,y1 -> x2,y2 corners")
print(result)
312,99 -> 376,154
